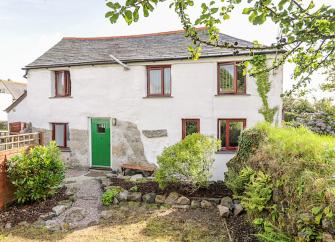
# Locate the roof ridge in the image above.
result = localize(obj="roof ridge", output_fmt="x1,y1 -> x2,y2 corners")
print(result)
63,27 -> 208,41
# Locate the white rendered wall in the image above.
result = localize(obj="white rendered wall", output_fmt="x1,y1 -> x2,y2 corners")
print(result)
0,93 -> 12,121
8,55 -> 283,180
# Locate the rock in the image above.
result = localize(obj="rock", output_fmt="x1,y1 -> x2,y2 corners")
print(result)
118,190 -> 129,201
220,196 -> 233,209
5,223 -> 12,229
155,195 -> 166,204
201,200 -> 213,209
64,207 -> 87,224
176,196 -> 190,205
40,212 -> 56,220
45,220 -> 61,231
127,192 -> 142,202
233,204 -> 244,216
100,178 -> 111,187
142,129 -> 168,138
190,200 -> 200,209
130,174 -> 143,181
143,193 -> 156,204
100,210 -> 114,219
106,173 -> 117,178
323,233 -> 335,242
18,221 -> 29,227
52,205 -> 67,216
217,205 -> 230,218
165,192 -> 179,205
113,198 -> 119,205
172,205 -> 190,209
33,219 -> 45,228
58,200 -> 73,208
65,186 -> 77,196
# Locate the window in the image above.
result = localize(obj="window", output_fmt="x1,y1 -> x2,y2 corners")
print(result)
218,62 -> 246,94
97,123 -> 106,133
147,66 -> 171,96
218,119 -> 246,150
182,119 -> 200,139
0,88 -> 5,93
55,71 -> 71,97
51,123 -> 69,148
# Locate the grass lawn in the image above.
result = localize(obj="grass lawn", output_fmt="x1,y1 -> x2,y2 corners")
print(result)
0,203 -> 230,242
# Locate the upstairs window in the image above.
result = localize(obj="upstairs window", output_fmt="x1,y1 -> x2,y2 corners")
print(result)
218,119 -> 246,150
51,123 -> 69,148
218,62 -> 246,94
147,66 -> 171,96
182,119 -> 200,139
54,71 -> 71,97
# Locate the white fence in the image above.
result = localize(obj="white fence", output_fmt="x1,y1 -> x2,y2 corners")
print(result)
0,132 -> 40,151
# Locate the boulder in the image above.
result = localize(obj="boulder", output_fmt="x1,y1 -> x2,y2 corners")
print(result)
100,178 -> 111,187
155,195 -> 166,204
58,200 -> 73,208
217,205 -> 230,218
4,223 -> 11,229
142,193 -> 156,204
127,192 -> 142,202
233,204 -> 244,216
113,198 -> 119,205
220,196 -> 233,209
176,196 -> 191,205
200,200 -> 213,209
18,221 -> 29,227
64,207 -> 87,224
190,200 -> 200,209
52,205 -> 67,216
45,220 -> 61,231
130,174 -> 143,181
165,192 -> 179,205
118,190 -> 129,201
100,210 -> 114,219
40,212 -> 56,221
172,205 -> 190,209
106,173 -> 118,178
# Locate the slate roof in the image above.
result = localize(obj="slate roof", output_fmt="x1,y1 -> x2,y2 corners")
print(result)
0,80 -> 27,100
25,28 -> 278,69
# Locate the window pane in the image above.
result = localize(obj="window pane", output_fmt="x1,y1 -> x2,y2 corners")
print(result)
219,64 -> 235,93
97,123 -> 106,133
229,121 -> 244,147
219,120 -> 227,148
185,121 -> 198,136
56,72 -> 66,96
55,124 -> 65,147
164,68 -> 171,95
237,65 -> 245,93
149,69 -> 162,94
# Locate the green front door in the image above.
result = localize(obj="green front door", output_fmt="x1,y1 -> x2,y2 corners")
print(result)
91,118 -> 111,167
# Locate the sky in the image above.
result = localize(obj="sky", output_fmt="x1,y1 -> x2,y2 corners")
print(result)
0,0 -> 333,98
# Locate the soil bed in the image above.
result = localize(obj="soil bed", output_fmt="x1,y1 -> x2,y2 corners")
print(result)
0,187 -> 68,226
109,177 -> 232,198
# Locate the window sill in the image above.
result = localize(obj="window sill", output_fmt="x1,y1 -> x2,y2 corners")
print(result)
59,147 -> 71,152
143,96 -> 173,99
215,94 -> 251,96
49,96 -> 73,99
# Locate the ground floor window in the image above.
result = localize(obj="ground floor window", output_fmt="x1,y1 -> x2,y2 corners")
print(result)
51,123 -> 69,148
182,119 -> 200,139
218,119 -> 246,150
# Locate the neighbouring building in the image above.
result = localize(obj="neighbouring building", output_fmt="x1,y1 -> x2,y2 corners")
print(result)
0,80 -> 26,122
6,29 -> 283,180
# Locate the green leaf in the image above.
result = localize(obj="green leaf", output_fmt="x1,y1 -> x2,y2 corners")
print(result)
242,7 -> 253,15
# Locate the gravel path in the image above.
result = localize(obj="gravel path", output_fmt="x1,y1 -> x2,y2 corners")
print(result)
45,170 -> 104,230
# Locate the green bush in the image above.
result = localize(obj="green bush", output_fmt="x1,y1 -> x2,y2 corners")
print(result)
7,142 -> 65,204
155,133 -> 221,188
225,123 -> 335,241
102,186 -> 123,206
0,121 -> 8,130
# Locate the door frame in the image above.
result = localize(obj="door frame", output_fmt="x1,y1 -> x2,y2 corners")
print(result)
88,117 -> 112,168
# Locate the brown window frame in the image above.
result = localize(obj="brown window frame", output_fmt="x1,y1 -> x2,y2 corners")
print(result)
51,123 -> 68,148
55,71 -> 71,97
217,119 -> 246,150
182,119 -> 200,139
217,62 -> 246,95
147,65 -> 171,97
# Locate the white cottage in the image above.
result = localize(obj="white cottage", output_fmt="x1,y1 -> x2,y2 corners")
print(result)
7,29 -> 283,180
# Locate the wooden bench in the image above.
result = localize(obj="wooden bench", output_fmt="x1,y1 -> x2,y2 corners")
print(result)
121,163 -> 156,177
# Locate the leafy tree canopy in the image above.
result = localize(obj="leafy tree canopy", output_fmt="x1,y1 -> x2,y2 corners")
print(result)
105,0 -> 335,93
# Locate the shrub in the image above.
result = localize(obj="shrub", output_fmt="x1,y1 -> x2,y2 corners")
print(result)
7,142 -> 65,204
0,121 -> 8,130
225,123 -> 335,241
155,133 -> 221,188
102,187 -> 123,206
